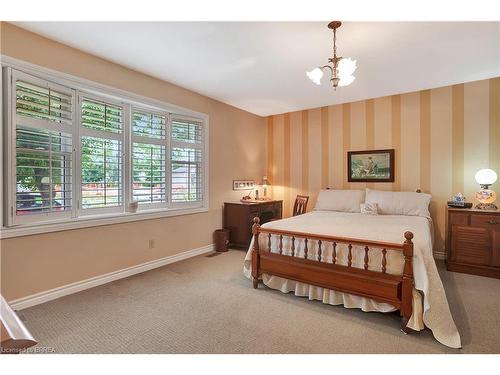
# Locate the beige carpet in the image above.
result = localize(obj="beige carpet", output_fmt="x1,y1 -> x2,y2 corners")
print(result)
19,250 -> 500,354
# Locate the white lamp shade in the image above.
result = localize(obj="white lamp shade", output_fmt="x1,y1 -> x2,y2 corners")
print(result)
337,58 -> 357,87
475,169 -> 498,185
338,57 -> 357,77
338,75 -> 356,87
306,68 -> 323,85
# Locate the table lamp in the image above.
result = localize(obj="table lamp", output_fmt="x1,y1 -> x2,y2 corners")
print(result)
474,168 -> 498,210
261,176 -> 271,200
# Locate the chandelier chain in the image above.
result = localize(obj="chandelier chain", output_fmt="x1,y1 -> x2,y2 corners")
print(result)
332,27 -> 338,83
333,27 -> 337,60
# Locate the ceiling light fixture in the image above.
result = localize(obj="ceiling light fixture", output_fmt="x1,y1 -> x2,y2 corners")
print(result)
306,21 -> 357,89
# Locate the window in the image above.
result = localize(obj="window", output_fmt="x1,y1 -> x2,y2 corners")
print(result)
16,127 -> 73,216
10,70 -> 75,225
171,118 -> 203,204
80,97 -> 123,213
131,110 -> 167,208
2,66 -> 207,231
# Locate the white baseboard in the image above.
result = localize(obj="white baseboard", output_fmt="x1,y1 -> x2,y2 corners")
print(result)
433,251 -> 446,260
9,244 -> 214,311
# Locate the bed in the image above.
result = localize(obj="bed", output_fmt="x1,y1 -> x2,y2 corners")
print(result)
243,189 -> 461,349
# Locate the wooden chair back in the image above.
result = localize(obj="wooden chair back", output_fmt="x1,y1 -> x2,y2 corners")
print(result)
293,195 -> 309,216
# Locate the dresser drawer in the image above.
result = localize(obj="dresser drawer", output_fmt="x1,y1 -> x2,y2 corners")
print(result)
470,215 -> 500,227
249,204 -> 273,215
449,213 -> 469,226
259,202 -> 276,211
249,206 -> 260,215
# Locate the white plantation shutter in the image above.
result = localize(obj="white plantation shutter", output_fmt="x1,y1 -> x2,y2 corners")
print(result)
11,70 -> 75,224
80,96 -> 123,212
171,118 -> 202,144
131,110 -> 167,207
16,80 -> 73,125
133,110 -> 166,139
171,118 -> 204,204
16,127 -> 73,216
81,98 -> 122,133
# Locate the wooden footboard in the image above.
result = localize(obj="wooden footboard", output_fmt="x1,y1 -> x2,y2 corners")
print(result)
250,217 -> 414,333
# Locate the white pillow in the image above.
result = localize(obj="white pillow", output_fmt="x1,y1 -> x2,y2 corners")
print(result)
314,189 -> 366,213
360,202 -> 378,215
365,188 -> 431,217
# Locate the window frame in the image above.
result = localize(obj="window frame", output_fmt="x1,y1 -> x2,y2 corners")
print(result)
1,58 -> 209,237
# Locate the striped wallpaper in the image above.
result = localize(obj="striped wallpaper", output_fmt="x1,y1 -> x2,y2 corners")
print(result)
267,77 -> 500,254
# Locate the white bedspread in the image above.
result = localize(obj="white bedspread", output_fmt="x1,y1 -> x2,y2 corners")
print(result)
243,211 -> 461,349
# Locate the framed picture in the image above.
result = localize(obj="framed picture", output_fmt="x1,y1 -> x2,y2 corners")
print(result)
347,149 -> 395,182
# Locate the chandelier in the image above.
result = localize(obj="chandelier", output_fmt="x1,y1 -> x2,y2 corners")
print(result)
306,21 -> 357,89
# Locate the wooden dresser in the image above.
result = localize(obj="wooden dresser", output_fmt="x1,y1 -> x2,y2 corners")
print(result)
446,207 -> 500,278
224,200 -> 282,249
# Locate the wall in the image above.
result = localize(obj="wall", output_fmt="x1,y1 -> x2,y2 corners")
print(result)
267,78 -> 500,255
0,23 -> 267,301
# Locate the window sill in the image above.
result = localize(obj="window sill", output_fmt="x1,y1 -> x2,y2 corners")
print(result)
0,205 -> 209,239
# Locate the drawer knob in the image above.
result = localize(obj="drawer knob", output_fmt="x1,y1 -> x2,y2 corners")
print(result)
487,219 -> 499,225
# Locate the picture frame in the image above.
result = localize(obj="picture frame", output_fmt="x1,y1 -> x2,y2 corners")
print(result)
347,149 -> 395,183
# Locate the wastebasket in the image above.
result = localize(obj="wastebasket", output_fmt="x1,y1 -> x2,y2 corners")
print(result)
214,229 -> 230,252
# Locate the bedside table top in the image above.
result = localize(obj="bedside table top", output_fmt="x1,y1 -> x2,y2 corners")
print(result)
225,199 -> 282,206
447,206 -> 499,214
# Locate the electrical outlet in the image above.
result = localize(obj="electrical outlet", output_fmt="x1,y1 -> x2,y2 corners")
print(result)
148,239 -> 155,249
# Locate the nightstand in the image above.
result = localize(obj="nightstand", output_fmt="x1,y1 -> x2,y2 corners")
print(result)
446,207 -> 500,278
223,200 -> 282,249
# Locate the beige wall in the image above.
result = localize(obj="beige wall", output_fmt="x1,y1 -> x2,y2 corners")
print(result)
267,78 -> 500,255
0,23 -> 267,301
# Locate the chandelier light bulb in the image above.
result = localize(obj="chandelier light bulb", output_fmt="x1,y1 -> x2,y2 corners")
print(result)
306,68 -> 324,85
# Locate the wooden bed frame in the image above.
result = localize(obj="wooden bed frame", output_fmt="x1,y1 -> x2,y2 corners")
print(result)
250,217 -> 415,333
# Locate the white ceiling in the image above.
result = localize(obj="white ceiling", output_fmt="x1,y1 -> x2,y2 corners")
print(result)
13,22 -> 500,117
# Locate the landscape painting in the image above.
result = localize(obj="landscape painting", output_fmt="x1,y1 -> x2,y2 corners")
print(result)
347,149 -> 395,182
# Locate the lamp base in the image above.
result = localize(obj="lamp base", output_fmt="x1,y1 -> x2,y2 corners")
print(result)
475,203 -> 498,210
